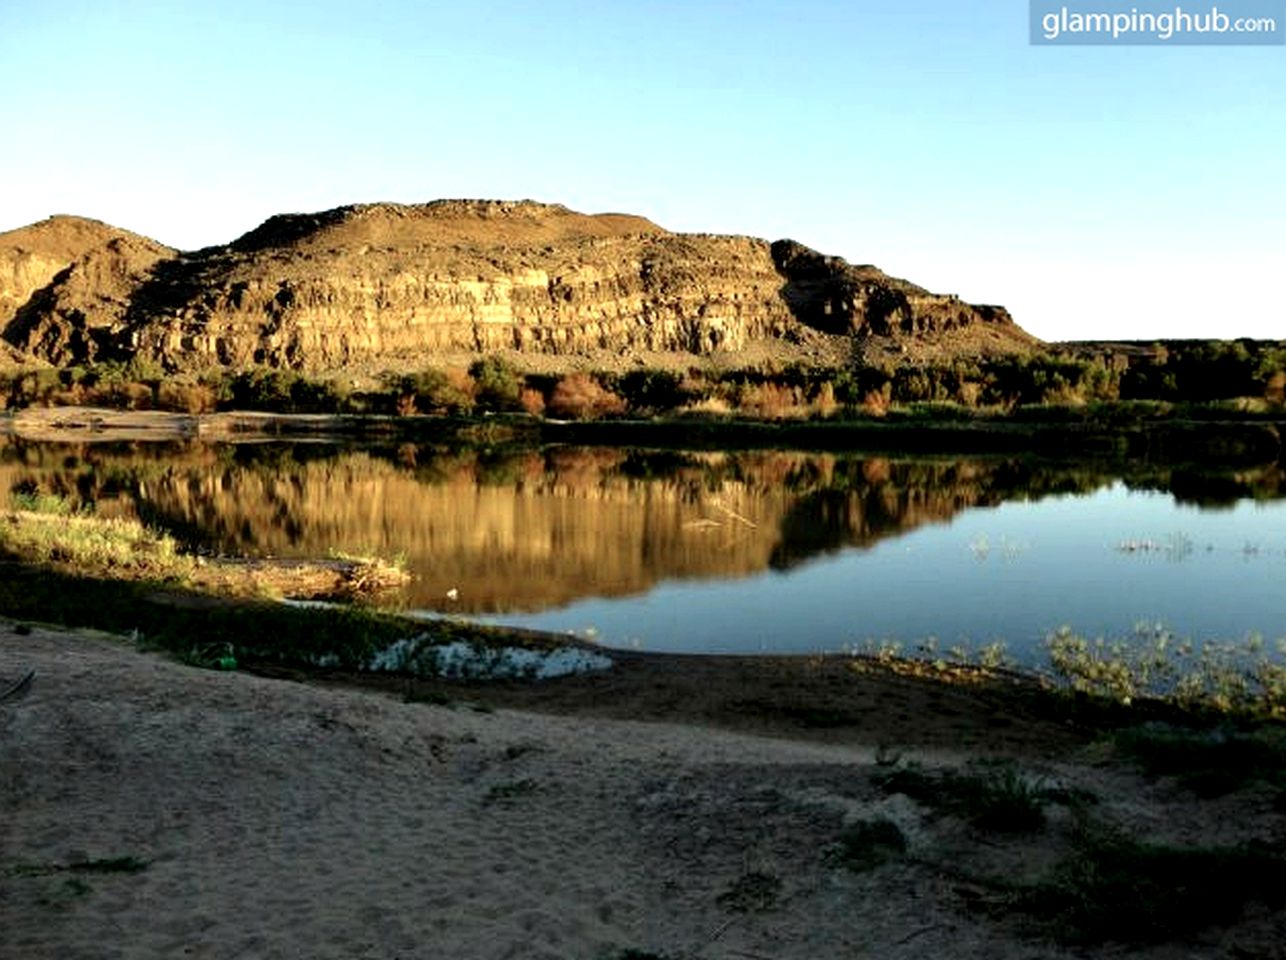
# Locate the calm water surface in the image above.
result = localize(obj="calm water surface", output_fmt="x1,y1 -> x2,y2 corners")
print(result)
476,483 -> 1286,660
3,438 -> 1284,663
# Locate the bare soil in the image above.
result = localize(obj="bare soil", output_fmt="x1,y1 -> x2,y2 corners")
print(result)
3,623 -> 1284,960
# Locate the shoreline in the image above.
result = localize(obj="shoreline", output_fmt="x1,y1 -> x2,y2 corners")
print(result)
3,404 -> 1283,464
3,622 -> 1284,959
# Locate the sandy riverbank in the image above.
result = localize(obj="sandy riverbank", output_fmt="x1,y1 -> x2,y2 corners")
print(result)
2,624 -> 1283,960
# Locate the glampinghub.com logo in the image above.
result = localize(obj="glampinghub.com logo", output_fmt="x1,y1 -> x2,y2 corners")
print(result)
1030,1 -> 1285,43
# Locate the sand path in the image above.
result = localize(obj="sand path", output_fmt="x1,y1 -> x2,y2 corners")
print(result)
2,625 -> 1275,959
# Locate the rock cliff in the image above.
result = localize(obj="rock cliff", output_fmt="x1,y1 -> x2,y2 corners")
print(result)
0,216 -> 174,366
0,201 -> 1036,371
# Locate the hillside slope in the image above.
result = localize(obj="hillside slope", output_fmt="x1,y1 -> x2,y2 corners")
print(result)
1,201 -> 1037,371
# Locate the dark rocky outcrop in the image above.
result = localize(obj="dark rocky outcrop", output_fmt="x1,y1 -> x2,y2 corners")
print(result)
0,216 -> 174,366
1,201 -> 1036,371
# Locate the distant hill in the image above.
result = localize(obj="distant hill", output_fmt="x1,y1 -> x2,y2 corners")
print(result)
0,201 -> 1038,372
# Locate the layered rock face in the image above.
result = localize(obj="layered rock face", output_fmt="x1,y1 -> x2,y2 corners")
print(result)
0,216 -> 174,366
1,201 -> 1033,371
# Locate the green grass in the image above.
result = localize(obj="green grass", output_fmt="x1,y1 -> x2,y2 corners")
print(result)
0,562 -> 414,671
876,759 -> 1055,833
1010,823 -> 1286,944
1114,723 -> 1286,798
8,491 -> 81,516
0,507 -> 192,578
0,501 -> 409,603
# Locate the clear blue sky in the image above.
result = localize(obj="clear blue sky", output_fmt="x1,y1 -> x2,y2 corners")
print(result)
1,0 -> 1281,341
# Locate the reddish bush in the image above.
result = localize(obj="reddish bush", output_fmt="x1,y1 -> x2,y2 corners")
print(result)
738,382 -> 805,419
547,373 -> 626,420
519,386 -> 546,416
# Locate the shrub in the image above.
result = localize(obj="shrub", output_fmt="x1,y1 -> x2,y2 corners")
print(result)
811,381 -> 839,417
615,369 -> 687,413
84,381 -> 155,410
289,376 -> 351,413
468,356 -> 522,411
157,382 -> 219,414
518,386 -> 546,416
6,369 -> 61,407
227,369 -> 298,411
387,369 -> 476,416
547,373 -> 625,419
876,759 -> 1050,832
861,385 -> 891,416
736,382 -> 806,419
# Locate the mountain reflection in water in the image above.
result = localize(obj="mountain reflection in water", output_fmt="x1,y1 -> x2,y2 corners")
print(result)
3,440 -> 1284,619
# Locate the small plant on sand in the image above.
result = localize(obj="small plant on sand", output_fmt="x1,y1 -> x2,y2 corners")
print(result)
876,759 -> 1051,833
962,762 -> 1051,832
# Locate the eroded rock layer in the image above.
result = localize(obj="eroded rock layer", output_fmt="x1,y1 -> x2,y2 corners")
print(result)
1,201 -> 1034,370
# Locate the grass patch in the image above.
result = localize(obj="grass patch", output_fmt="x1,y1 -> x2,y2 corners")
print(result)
1011,823 -> 1286,944
0,510 -> 192,578
831,817 -> 908,872
0,506 -> 408,601
1114,722 -> 1286,797
876,759 -> 1055,833
0,563 -> 415,671
8,491 -> 80,516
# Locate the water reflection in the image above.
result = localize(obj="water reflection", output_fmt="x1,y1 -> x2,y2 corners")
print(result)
2,439 -> 1285,649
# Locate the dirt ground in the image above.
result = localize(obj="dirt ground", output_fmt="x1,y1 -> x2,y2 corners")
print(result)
2,622 -> 1284,960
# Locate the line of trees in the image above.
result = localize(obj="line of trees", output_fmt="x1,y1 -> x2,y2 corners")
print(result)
2,340 -> 1284,420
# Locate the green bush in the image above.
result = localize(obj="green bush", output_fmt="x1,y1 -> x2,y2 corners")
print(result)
468,356 -> 522,411
614,369 -> 687,413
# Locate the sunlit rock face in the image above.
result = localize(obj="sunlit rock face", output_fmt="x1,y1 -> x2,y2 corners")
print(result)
1,201 -> 1034,371
0,216 -> 174,366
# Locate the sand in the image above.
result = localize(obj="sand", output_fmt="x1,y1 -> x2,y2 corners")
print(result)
2,624 -> 1283,960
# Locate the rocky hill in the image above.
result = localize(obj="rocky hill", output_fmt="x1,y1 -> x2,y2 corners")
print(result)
0,201 -> 1037,372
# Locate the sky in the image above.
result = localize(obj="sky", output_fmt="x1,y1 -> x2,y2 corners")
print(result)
0,0 -> 1282,342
